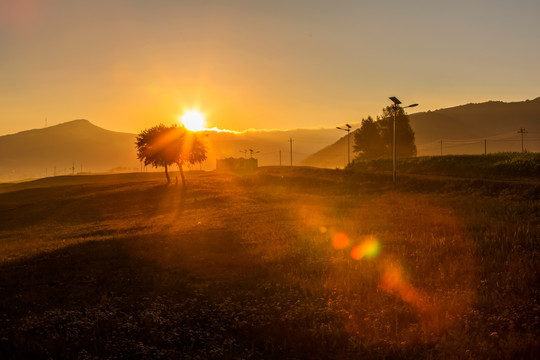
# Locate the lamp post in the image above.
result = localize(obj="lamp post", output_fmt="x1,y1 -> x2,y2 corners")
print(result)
249,148 -> 260,158
389,97 -> 418,185
336,124 -> 352,166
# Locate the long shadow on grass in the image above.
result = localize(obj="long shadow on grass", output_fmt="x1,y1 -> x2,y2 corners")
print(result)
0,232 -> 414,360
0,183 -> 183,231
0,226 -> 250,318
0,223 -> 267,358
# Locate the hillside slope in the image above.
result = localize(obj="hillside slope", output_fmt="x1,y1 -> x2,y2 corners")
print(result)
0,120 -> 139,180
303,97 -> 540,168
412,97 -> 540,154
0,120 -> 341,181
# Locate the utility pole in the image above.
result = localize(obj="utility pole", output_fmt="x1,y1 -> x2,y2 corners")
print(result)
484,139 -> 487,155
288,137 -> 294,166
336,124 -> 352,166
279,150 -> 282,166
389,97 -> 418,186
440,140 -> 443,156
518,128 -> 528,152
72,162 -> 75,175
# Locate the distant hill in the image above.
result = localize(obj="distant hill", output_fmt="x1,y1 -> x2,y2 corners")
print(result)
4,97 -> 539,180
205,128 -> 339,168
0,120 -> 340,181
302,97 -> 540,168
302,135 -> 351,169
0,120 -> 139,181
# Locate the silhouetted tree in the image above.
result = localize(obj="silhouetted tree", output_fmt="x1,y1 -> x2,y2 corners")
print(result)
378,106 -> 417,158
136,124 -> 174,183
353,116 -> 385,160
353,107 -> 416,160
168,125 -> 208,187
136,124 -> 207,186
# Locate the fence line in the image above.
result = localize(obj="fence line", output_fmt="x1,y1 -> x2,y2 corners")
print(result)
417,131 -> 540,155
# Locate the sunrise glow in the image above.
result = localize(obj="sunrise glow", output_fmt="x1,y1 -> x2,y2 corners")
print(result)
179,110 -> 206,131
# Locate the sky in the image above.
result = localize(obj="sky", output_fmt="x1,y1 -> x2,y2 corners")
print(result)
1,0 -> 539,135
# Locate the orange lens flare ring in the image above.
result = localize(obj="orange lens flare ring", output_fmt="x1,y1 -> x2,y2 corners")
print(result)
332,233 -> 381,260
351,238 -> 381,260
379,263 -> 431,315
331,232 -> 349,249
327,229 -> 469,335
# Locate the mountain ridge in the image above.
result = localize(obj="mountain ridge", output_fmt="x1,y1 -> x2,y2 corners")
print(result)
2,97 -> 539,180
302,97 -> 540,168
0,119 -> 139,180
0,119 -> 341,181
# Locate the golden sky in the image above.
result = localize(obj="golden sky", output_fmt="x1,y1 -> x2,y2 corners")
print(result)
1,0 -> 539,135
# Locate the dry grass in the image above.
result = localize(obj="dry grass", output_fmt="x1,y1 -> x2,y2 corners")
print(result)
0,168 -> 538,359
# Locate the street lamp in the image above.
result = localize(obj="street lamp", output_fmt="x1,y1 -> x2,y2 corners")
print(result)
249,148 -> 260,158
389,97 -> 418,185
336,123 -> 352,166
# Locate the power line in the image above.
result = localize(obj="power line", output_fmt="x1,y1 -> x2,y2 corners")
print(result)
518,128 -> 528,152
418,130 -> 540,149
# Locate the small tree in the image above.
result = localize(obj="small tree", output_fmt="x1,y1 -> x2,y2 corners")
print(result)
168,125 -> 207,187
136,124 -> 175,183
353,116 -> 385,160
378,106 -> 417,158
353,107 -> 416,160
136,124 -> 207,186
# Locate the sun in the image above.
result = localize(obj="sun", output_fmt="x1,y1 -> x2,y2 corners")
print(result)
179,110 -> 206,131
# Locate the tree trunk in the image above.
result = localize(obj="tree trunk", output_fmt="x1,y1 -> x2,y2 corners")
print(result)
164,164 -> 170,183
178,163 -> 186,188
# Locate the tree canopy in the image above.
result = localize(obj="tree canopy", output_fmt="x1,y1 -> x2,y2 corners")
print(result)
136,124 -> 207,186
353,106 -> 416,161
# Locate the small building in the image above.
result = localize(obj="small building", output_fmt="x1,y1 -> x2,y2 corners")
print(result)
216,157 -> 258,173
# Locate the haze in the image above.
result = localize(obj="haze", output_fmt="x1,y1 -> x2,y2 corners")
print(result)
1,0 -> 539,135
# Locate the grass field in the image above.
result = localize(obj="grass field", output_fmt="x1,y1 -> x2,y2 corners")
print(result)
348,152 -> 540,180
0,167 -> 539,359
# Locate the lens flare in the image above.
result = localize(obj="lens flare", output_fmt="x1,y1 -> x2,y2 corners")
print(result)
350,237 -> 381,260
332,232 -> 349,249
379,262 -> 430,312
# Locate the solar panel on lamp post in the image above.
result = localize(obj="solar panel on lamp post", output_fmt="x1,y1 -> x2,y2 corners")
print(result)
389,97 -> 418,185
336,124 -> 352,167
